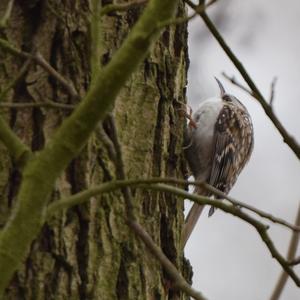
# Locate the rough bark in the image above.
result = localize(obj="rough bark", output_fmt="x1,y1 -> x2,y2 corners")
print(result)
0,0 -> 189,299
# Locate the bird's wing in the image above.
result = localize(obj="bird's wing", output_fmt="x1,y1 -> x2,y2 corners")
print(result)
209,104 -> 252,195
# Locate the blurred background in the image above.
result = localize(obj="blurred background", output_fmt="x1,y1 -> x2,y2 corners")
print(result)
185,0 -> 300,299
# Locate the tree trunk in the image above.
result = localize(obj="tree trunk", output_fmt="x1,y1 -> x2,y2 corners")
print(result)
0,0 -> 189,299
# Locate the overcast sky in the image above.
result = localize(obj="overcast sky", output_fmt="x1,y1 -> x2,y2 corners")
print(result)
185,1 -> 300,299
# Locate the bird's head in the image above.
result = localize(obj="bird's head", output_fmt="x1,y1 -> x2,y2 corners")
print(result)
215,77 -> 247,110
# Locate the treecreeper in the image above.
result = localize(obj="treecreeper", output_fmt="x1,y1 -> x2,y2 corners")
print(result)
182,78 -> 254,247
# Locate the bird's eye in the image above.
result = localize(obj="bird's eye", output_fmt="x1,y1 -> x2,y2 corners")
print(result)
223,95 -> 232,102
194,114 -> 200,122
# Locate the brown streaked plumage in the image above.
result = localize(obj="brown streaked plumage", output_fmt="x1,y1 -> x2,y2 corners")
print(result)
182,78 -> 254,247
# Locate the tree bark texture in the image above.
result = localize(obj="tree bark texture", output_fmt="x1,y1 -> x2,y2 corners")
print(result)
0,0 -> 189,299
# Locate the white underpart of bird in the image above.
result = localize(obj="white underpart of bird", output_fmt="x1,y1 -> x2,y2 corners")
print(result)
182,78 -> 254,248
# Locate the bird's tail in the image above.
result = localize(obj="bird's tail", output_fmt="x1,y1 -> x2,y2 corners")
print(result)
208,205 -> 216,217
181,186 -> 210,248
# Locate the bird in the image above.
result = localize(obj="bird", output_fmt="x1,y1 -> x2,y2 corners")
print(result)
181,78 -> 254,247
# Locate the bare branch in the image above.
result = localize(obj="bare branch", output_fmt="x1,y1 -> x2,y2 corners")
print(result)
270,205 -> 300,300
129,221 -> 207,300
0,59 -> 31,102
47,177 -> 300,232
222,72 -> 253,95
0,39 -> 79,99
0,101 -> 75,110
46,178 -> 300,287
201,181 -> 300,232
34,52 -> 79,100
0,116 -> 31,167
101,0 -> 219,34
96,125 -> 117,161
0,37 -> 30,58
100,0 -> 148,16
222,73 -> 279,112
289,256 -> 300,266
158,0 -> 218,29
185,0 -> 300,160
137,184 -> 300,288
105,114 -> 136,220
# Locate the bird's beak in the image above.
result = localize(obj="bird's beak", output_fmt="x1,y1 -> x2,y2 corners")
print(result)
214,77 -> 226,97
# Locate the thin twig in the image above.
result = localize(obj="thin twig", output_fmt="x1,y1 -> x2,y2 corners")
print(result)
105,114 -> 136,220
185,0 -> 300,160
34,52 -> 79,100
0,38 -> 79,100
158,0 -> 218,30
0,59 -> 31,102
100,0 -> 218,29
47,177 -> 300,232
0,0 -> 14,29
269,77 -> 278,107
96,125 -> 117,161
289,256 -> 300,266
222,72 -> 253,95
201,181 -> 300,232
129,220 -> 207,300
100,0 -> 148,16
0,101 -> 75,110
270,205 -> 300,300
223,73 -> 279,110
46,178 -> 300,287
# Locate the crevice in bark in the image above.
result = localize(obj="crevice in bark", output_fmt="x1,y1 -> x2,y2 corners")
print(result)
116,254 -> 129,299
97,153 -> 114,181
51,252 -> 73,275
102,0 -> 113,6
24,243 -> 36,298
142,190 -> 154,217
162,30 -> 170,49
174,7 -> 189,60
101,51 -> 111,66
6,274 -> 26,300
76,207 -> 90,300
18,0 -> 44,52
143,59 -> 152,80
47,255 -> 63,299
31,107 -> 45,151
7,166 -> 21,208
17,0 -> 42,11
67,156 -> 90,300
116,241 -> 137,299
167,106 -> 179,177
48,26 -> 61,101
152,69 -> 166,177
160,213 -> 177,264
6,69 -> 29,217
39,224 -> 55,252
139,264 -> 146,296
125,6 -> 143,29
